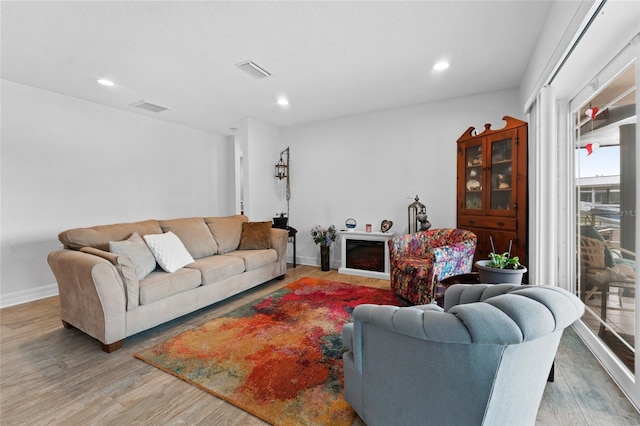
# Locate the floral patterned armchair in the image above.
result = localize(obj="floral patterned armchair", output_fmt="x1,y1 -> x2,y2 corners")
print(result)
388,228 -> 477,304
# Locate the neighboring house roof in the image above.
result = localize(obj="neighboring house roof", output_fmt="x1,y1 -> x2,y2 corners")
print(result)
577,175 -> 620,188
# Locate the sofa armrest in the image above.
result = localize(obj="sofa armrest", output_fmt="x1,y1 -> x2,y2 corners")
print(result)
269,228 -> 289,262
80,247 -> 139,310
47,249 -> 127,345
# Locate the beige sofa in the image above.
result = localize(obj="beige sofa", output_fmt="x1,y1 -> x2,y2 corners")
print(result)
47,215 -> 288,352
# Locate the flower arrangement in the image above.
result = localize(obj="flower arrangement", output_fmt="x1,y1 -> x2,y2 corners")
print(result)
310,225 -> 337,247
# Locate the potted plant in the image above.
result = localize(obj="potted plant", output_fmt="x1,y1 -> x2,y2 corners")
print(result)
475,239 -> 527,284
310,225 -> 337,271
273,212 -> 288,229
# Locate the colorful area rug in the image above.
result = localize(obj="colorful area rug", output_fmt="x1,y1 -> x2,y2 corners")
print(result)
135,277 -> 405,425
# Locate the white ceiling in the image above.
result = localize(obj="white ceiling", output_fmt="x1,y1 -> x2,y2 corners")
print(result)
1,1 -> 555,135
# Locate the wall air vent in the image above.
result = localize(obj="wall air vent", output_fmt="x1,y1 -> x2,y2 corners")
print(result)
131,100 -> 170,113
236,60 -> 272,79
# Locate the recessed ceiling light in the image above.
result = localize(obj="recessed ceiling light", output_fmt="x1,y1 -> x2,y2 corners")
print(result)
277,98 -> 289,107
97,79 -> 115,87
433,61 -> 450,71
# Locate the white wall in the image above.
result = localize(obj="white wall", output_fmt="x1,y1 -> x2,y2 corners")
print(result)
0,84 -> 525,303
281,89 -> 523,267
242,117 -> 283,222
0,80 -> 232,307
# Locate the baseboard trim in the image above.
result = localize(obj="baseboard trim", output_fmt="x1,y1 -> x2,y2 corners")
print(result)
293,255 -> 339,270
0,283 -> 59,309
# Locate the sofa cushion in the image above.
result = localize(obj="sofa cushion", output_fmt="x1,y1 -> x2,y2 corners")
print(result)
59,220 -> 163,251
109,232 -> 157,280
205,215 -> 248,254
158,217 -> 218,259
185,255 -> 246,285
139,268 -> 202,305
224,249 -> 278,272
238,221 -> 272,250
143,232 -> 195,273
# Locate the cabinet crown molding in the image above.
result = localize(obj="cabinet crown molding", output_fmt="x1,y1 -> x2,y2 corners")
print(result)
457,116 -> 528,142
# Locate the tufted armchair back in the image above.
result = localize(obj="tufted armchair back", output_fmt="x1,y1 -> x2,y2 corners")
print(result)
342,284 -> 584,426
388,228 -> 477,304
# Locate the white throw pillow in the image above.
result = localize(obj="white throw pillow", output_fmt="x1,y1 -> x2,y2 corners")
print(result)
143,231 -> 195,273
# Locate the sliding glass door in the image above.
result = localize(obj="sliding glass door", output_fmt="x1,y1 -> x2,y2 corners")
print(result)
572,57 -> 638,404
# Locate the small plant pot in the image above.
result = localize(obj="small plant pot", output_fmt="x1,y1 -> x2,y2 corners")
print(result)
475,260 -> 527,284
273,217 -> 288,229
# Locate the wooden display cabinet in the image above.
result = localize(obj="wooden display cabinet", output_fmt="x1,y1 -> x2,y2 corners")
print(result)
456,116 -> 528,265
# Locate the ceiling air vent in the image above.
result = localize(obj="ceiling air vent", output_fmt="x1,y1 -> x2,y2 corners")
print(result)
236,60 -> 272,79
131,100 -> 170,113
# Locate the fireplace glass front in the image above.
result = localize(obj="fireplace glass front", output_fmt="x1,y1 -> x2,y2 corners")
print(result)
345,239 -> 385,273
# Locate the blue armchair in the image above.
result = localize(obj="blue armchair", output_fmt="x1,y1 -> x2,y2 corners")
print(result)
342,284 -> 584,426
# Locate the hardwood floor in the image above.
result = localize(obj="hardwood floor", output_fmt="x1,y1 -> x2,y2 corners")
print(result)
1,265 -> 638,425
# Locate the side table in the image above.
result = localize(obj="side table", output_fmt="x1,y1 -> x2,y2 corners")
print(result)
435,272 -> 479,307
273,225 -> 297,268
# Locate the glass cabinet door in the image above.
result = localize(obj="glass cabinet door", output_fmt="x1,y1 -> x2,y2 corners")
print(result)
488,132 -> 517,214
464,142 -> 483,210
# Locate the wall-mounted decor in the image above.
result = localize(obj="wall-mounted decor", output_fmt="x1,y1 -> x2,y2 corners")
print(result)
274,147 -> 291,218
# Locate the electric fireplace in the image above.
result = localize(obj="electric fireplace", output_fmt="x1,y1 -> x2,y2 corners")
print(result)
346,239 -> 385,272
339,230 -> 393,279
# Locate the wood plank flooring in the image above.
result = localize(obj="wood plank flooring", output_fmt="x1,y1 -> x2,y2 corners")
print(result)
1,265 -> 638,425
